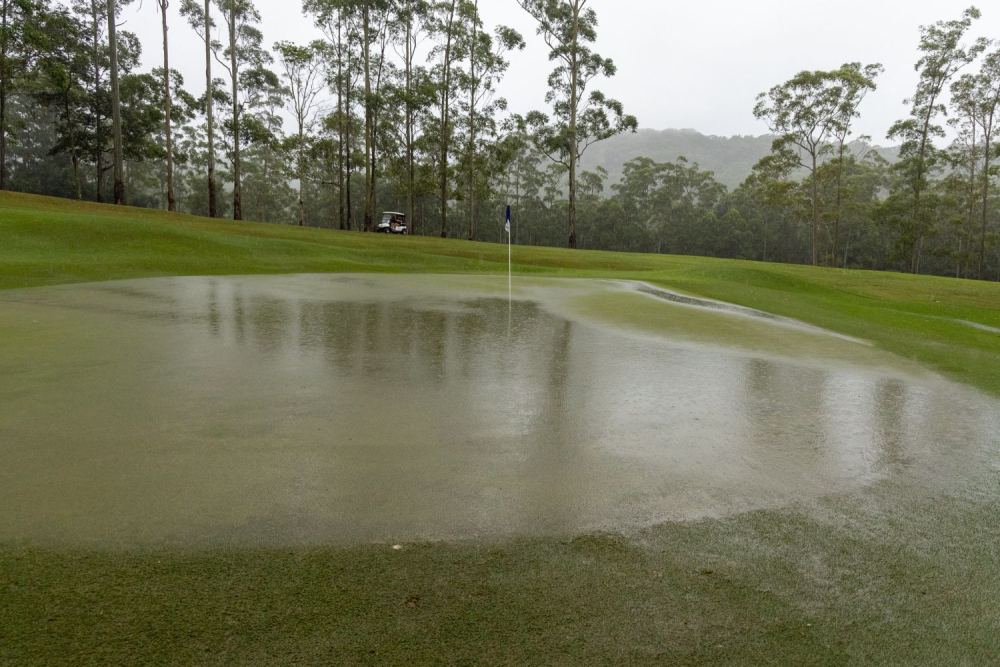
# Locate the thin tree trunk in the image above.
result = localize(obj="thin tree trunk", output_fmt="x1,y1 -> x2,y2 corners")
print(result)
107,0 -> 125,205
66,99 -> 83,199
92,1 -> 104,203
910,98 -> 937,273
981,108 -> 995,280
336,15 -> 345,231
405,4 -> 414,234
362,7 -> 373,232
964,118 -> 977,279
161,0 -> 175,211
467,0 -> 478,241
439,0 -> 456,239
0,0 -> 7,191
345,28 -> 353,232
0,74 -> 6,193
811,152 -> 819,266
567,1 -> 579,249
229,4 -> 241,221
205,0 -> 217,217
297,117 -> 305,226
832,143 -> 845,268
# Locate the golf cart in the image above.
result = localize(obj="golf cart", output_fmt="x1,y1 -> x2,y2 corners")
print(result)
377,211 -> 408,235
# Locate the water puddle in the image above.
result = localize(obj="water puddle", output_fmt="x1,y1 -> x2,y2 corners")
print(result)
1,274 -> 997,547
629,281 -> 865,343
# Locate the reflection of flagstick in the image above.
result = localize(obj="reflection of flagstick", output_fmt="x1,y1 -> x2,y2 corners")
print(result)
506,205 -> 512,330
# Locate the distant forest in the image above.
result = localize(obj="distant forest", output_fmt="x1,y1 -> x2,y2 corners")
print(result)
1,1 -> 998,280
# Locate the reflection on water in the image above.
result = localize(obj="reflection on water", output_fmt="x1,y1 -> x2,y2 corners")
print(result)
0,274 -> 997,547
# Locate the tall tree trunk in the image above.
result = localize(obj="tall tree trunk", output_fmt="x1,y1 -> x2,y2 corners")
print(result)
92,1 -> 104,203
567,1 -> 579,249
344,28 -> 353,232
336,15 -> 345,231
981,111 -> 994,280
438,0 -> 456,239
910,99 -> 936,273
467,0 -> 478,241
107,0 -> 125,205
832,143 -> 845,268
964,118 -> 977,279
66,99 -> 83,199
0,0 -> 7,191
160,0 -> 175,211
204,0 -> 217,217
297,118 -> 305,226
229,4 -> 241,221
362,7 -> 373,232
405,4 -> 414,234
811,152 -> 819,266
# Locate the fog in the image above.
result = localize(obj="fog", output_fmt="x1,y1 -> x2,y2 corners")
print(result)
120,0 -> 998,139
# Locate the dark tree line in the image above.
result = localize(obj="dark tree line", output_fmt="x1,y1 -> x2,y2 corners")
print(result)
0,1 -> 997,280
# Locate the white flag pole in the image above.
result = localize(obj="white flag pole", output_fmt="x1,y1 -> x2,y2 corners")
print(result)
506,205 -> 512,326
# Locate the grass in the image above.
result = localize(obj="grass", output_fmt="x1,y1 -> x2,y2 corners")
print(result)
3,191 -> 998,396
2,191 -> 1000,665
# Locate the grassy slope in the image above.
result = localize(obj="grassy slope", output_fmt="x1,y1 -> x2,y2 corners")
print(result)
2,191 -> 1000,665
3,191 -> 999,395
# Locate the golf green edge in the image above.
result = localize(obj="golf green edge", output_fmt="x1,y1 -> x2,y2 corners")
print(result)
3,191 -> 998,397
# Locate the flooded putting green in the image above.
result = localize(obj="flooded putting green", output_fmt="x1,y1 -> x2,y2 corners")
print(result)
1,274 -> 997,547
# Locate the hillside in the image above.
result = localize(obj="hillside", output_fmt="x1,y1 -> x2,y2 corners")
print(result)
582,128 -> 899,190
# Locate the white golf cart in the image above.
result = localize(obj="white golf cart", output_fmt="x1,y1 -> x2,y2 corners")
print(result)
377,211 -> 408,235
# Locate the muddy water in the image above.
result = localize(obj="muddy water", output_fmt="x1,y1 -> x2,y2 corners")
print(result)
1,274 -> 997,547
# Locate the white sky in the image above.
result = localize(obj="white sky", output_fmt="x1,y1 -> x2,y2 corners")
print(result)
119,0 -> 1000,141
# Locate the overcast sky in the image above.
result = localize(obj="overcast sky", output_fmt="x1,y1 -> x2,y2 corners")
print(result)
120,0 -> 999,142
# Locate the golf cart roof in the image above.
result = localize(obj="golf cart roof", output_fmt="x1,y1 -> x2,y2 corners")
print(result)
382,212 -> 405,216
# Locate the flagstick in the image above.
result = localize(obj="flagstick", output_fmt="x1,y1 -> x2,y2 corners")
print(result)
506,205 -> 512,332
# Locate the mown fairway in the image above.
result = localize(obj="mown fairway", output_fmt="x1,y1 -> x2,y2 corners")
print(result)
2,192 -> 1000,665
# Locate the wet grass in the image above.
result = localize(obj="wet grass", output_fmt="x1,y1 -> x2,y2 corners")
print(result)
4,484 -> 1000,665
2,192 -> 1000,664
3,191 -> 998,397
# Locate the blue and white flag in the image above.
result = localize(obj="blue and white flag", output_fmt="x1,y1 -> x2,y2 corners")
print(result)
505,206 -> 511,234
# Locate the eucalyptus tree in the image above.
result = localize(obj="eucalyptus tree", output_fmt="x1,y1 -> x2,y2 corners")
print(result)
972,48 -> 1000,279
179,0 -> 218,216
275,40 -> 325,226
517,0 -> 637,248
106,0 -> 125,204
828,63 -> 882,267
213,0 -> 265,220
310,0 -> 395,232
240,67 -> 290,223
427,0 -> 462,238
362,1 -> 396,232
754,69 -> 849,266
148,66 -> 196,210
155,0 -> 175,210
33,6 -> 89,198
887,6 -> 987,273
458,1 -> 523,240
72,0 -> 109,199
949,74 -> 982,278
306,0 -> 358,230
1,0 -> 46,190
396,0 -> 430,232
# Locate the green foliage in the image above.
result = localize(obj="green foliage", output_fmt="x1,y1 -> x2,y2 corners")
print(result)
885,7 -> 988,273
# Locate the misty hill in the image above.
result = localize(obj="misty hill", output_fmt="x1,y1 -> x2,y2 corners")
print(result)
581,128 -> 899,191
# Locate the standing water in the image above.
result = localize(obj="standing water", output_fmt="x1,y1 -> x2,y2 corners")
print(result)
0,274 -> 996,547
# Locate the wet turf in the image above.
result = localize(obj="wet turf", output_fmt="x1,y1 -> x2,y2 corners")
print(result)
2,192 -> 1000,664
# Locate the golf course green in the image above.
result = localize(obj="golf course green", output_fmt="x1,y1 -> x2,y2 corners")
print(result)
2,191 -> 1000,665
